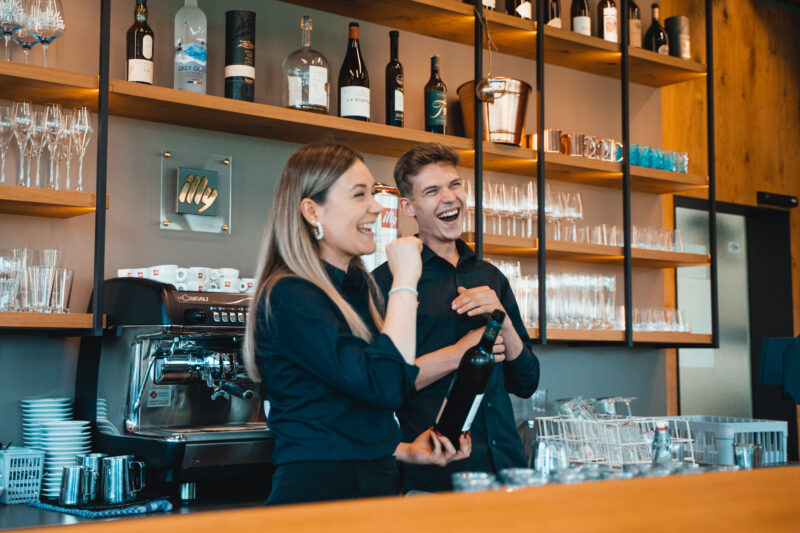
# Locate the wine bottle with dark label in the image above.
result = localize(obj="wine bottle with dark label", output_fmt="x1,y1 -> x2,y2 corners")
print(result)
629,0 -> 642,47
597,0 -> 618,43
570,0 -> 591,36
644,3 -> 669,55
126,0 -> 154,85
385,31 -> 403,127
338,22 -> 370,121
225,10 -> 256,102
424,55 -> 446,134
434,309 -> 505,449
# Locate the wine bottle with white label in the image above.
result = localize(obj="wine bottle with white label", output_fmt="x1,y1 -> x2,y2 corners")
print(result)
424,55 -> 446,134
628,0 -> 642,47
282,16 -> 329,114
385,31 -> 403,126
597,0 -> 618,43
570,0 -> 591,36
434,309 -> 505,450
338,22 -> 370,121
224,10 -> 256,102
126,0 -> 154,85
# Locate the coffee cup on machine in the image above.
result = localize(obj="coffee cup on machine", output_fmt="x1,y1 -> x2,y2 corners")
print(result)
185,267 -> 207,283
185,280 -> 205,292
146,264 -> 182,285
116,269 -> 133,278
239,278 -> 255,293
206,280 -> 221,292
220,278 -> 240,293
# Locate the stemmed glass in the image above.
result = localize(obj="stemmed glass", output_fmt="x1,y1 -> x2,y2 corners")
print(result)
27,109 -> 46,187
55,113 -> 72,190
0,0 -> 24,61
71,107 -> 92,192
11,100 -> 33,187
43,103 -> 62,189
12,0 -> 38,63
31,0 -> 63,67
563,192 -> 584,243
0,104 -> 13,184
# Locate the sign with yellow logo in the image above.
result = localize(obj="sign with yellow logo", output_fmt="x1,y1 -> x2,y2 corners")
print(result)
177,167 -> 218,216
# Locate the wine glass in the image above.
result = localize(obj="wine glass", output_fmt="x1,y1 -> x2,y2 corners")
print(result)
11,100 -> 33,187
12,1 -> 38,63
0,104 -> 13,184
70,107 -> 92,192
27,109 -> 47,187
43,103 -> 62,189
55,113 -> 73,190
0,0 -> 24,61
31,0 -> 63,67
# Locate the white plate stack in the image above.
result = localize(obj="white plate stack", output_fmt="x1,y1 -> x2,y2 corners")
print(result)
38,420 -> 91,499
21,398 -> 73,450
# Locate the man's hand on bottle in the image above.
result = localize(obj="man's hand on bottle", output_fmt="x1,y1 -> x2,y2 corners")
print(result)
452,286 -> 523,360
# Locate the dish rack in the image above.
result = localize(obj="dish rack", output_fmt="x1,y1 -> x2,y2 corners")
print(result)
535,416 -> 695,468
670,415 -> 788,466
0,447 -> 45,504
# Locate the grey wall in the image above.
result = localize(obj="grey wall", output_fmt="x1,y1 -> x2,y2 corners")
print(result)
0,0 -> 668,447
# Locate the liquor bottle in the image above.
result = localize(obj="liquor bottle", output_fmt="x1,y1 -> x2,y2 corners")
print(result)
464,0 -> 496,9
506,0 -> 532,19
570,0 -> 591,37
644,3 -> 669,54
597,0 -> 618,43
282,16 -> 330,114
546,0 -> 562,28
424,55 -> 446,134
385,31 -> 403,127
174,0 -> 207,94
126,0 -> 154,85
628,0 -> 642,47
651,420 -> 673,466
338,22 -> 370,121
434,310 -> 506,449
224,10 -> 256,102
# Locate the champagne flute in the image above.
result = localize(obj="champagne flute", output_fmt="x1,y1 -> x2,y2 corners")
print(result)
71,107 -> 92,192
28,109 -> 47,187
0,0 -> 24,61
0,104 -> 13,184
43,103 -> 62,189
56,113 -> 73,190
31,0 -> 63,67
11,100 -> 33,187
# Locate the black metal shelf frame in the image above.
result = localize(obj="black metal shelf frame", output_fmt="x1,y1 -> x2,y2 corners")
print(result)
470,1 -> 718,348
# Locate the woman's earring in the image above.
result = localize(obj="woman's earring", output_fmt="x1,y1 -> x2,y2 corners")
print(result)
314,221 -> 324,240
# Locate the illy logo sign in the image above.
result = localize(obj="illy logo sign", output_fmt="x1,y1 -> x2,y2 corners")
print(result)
177,167 -> 219,216
381,207 -> 398,229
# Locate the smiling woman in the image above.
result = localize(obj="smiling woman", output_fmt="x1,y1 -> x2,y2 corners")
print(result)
241,142 -> 471,505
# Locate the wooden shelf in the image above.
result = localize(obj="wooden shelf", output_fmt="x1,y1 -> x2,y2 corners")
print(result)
526,328 -> 712,345
0,312 -> 95,329
464,233 -> 710,268
0,184 -> 108,218
279,0 -> 706,87
0,62 -> 97,109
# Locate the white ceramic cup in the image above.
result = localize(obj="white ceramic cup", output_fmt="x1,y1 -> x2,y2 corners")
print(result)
133,268 -> 147,279
116,269 -> 133,278
147,264 -> 180,284
206,281 -> 221,292
205,268 -> 220,282
174,282 -> 188,291
186,267 -> 207,283
175,268 -> 188,282
239,278 -> 255,293
220,278 -> 239,293
185,280 -> 205,292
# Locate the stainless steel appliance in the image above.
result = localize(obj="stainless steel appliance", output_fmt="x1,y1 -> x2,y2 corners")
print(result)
75,278 -> 272,487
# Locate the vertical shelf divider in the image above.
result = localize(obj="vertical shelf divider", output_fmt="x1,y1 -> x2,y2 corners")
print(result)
620,0 -> 633,347
535,0 -> 547,344
706,0 -> 719,348
473,0 -> 484,261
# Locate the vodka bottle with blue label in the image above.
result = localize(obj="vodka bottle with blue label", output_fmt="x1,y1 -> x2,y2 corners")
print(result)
174,0 -> 207,93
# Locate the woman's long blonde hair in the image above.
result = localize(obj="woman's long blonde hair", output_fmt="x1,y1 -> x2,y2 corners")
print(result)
243,143 -> 385,382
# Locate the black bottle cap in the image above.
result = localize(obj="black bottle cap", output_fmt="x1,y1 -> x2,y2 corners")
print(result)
350,22 -> 359,28
390,30 -> 399,37
490,309 -> 506,323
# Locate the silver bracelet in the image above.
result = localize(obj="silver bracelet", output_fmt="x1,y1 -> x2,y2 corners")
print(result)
389,286 -> 418,297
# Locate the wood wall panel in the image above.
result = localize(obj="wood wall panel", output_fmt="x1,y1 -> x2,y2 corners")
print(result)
662,0 -> 800,335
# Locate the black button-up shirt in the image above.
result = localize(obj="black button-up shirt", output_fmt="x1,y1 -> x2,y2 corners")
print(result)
374,240 -> 540,491
255,263 -> 419,466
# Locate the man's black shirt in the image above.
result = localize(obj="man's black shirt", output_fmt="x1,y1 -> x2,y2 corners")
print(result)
374,239 -> 540,491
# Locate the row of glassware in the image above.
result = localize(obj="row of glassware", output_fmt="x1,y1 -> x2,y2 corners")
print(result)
489,259 -> 691,333
0,0 -> 64,66
0,101 -> 94,191
0,248 -> 73,312
529,129 -> 690,174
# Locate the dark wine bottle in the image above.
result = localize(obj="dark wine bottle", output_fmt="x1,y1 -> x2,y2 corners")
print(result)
224,10 -> 256,102
570,0 -> 591,36
424,55 -> 447,134
546,0 -> 562,28
644,3 -> 669,54
597,0 -> 618,42
463,0 -> 496,10
338,23 -> 370,121
126,0 -> 154,85
434,310 -> 505,450
506,0 -> 532,19
629,0 -> 642,47
385,31 -> 403,127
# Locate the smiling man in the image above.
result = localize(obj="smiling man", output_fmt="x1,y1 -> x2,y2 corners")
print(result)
373,143 -> 540,492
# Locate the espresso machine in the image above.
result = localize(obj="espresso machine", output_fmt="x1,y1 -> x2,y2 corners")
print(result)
75,278 -> 273,499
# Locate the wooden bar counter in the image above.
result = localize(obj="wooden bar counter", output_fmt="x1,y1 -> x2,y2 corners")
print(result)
17,466 -> 800,532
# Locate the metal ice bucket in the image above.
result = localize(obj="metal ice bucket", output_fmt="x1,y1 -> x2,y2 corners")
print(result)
458,77 -> 532,145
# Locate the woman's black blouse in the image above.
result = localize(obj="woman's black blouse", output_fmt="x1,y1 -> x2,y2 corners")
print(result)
255,263 -> 419,466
